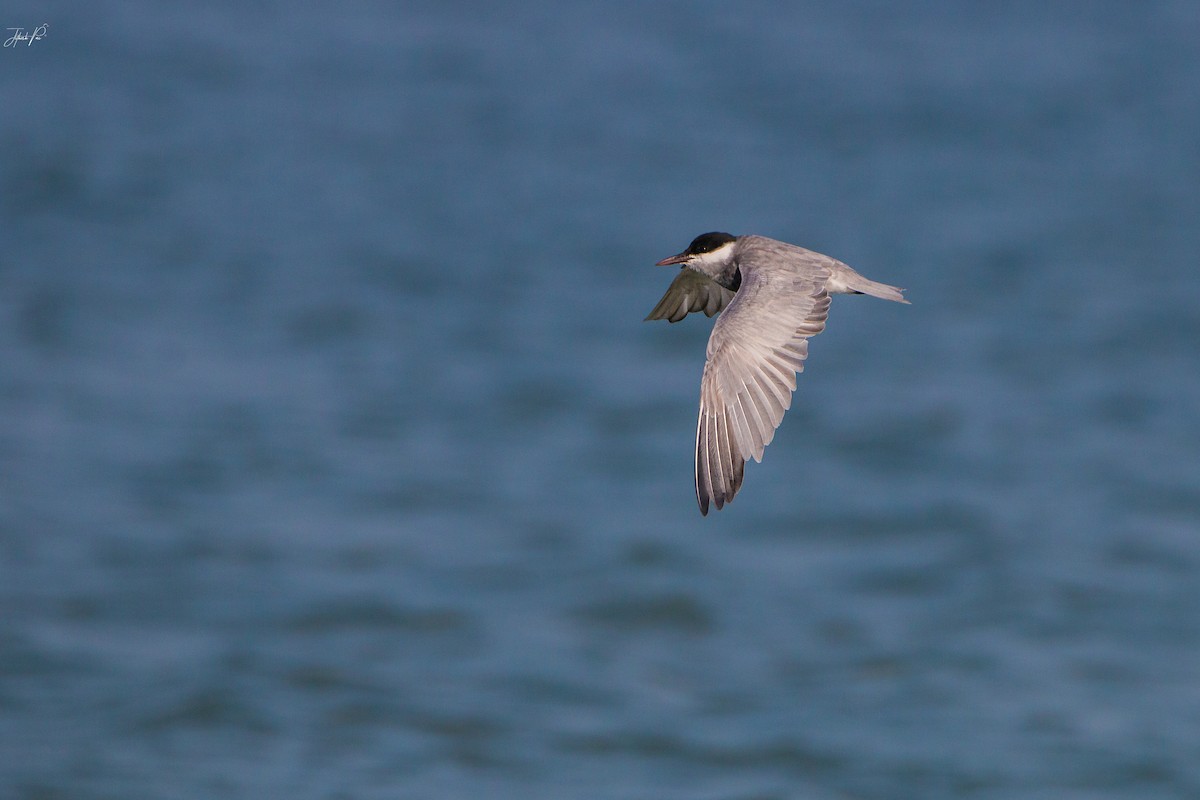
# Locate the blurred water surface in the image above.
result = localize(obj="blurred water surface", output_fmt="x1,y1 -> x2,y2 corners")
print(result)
2,2 -> 1200,798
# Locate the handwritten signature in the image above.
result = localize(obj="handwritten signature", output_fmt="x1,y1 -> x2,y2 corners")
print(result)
4,23 -> 48,47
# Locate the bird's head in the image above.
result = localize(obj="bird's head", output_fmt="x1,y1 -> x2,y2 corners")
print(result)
656,232 -> 737,277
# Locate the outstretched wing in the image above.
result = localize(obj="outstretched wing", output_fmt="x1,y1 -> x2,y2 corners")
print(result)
695,267 -> 832,515
645,269 -> 737,323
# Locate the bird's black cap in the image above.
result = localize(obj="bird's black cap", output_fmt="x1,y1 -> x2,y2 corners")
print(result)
686,232 -> 736,254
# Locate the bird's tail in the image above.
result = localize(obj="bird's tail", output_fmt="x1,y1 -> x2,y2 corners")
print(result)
840,273 -> 910,304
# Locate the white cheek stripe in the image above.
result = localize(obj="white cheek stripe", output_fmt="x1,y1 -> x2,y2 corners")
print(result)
691,243 -> 735,268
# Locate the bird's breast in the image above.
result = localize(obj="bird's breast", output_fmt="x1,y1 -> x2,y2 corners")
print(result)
715,266 -> 742,292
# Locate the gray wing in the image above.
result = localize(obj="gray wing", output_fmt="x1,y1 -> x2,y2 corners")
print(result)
645,269 -> 737,323
695,267 -> 832,515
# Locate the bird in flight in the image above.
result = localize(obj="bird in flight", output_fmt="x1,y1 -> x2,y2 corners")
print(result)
646,232 -> 909,515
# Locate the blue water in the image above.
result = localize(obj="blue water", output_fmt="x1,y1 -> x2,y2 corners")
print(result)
3,2 -> 1200,798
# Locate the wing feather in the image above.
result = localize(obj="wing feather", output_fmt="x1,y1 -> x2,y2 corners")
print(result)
646,269 -> 737,323
694,269 -> 832,514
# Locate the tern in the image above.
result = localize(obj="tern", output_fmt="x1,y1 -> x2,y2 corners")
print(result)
646,232 -> 909,515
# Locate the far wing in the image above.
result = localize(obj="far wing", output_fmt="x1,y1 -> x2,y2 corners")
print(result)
645,269 -> 737,323
694,268 -> 831,515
